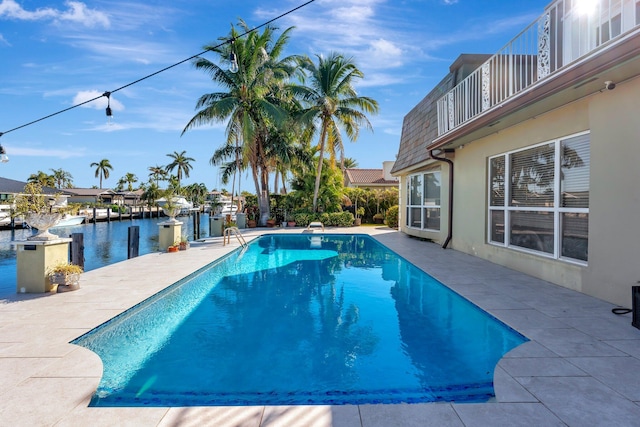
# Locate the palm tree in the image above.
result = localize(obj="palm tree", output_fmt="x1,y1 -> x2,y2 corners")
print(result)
49,168 -> 74,189
343,157 -> 358,170
90,159 -> 113,189
121,172 -> 138,191
182,20 -> 301,225
165,151 -> 194,188
27,170 -> 55,188
148,165 -> 167,186
295,53 -> 379,211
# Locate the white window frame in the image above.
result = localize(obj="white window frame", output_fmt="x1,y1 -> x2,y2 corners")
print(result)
487,131 -> 589,265
406,169 -> 441,231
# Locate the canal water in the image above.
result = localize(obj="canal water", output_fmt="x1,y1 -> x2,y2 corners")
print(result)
0,214 -> 212,294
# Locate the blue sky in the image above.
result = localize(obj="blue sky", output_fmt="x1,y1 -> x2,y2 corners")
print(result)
0,0 -> 550,192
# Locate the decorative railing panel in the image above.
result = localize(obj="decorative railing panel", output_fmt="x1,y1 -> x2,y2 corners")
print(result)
437,0 -> 640,136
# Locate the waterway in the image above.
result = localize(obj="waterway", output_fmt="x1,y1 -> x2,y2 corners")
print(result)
0,214 -> 213,295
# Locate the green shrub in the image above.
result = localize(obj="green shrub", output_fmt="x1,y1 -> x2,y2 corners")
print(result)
385,205 -> 399,228
332,211 -> 355,226
293,212 -> 312,226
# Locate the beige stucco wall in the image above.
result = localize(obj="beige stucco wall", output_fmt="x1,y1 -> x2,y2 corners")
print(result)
399,76 -> 640,307
586,77 -> 640,306
449,76 -> 640,307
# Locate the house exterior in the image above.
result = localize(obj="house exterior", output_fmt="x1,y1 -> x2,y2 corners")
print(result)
344,161 -> 399,190
0,177 -> 60,213
63,188 -> 115,205
392,0 -> 640,308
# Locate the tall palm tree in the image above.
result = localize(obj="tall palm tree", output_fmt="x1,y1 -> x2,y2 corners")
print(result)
295,53 -> 379,211
49,168 -> 74,189
27,170 -> 55,188
148,165 -> 167,186
182,20 -> 300,225
90,159 -> 113,189
165,151 -> 194,188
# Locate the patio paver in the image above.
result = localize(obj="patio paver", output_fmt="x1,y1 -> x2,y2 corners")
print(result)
1,227 -> 639,426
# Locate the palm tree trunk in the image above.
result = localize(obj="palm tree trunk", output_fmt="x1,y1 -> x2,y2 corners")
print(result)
312,125 -> 328,212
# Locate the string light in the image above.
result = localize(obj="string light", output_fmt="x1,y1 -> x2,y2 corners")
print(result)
0,0 -> 316,146
0,135 -> 8,163
104,91 -> 113,124
229,52 -> 239,73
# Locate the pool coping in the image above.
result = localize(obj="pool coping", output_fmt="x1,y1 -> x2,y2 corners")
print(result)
1,226 -> 639,426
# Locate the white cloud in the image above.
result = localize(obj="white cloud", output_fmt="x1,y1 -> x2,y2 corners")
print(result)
0,0 -> 109,28
0,33 -> 9,46
8,145 -> 87,159
73,90 -> 124,112
443,0 -> 459,4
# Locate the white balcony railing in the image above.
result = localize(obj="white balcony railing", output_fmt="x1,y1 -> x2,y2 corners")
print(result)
437,0 -> 640,136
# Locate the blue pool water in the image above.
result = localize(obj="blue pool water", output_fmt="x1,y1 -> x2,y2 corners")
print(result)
72,234 -> 528,407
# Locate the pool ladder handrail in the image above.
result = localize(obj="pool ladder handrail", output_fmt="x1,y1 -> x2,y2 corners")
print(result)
223,226 -> 247,248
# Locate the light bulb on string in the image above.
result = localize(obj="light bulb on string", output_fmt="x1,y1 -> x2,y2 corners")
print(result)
103,91 -> 113,125
0,142 -> 8,163
229,51 -> 239,73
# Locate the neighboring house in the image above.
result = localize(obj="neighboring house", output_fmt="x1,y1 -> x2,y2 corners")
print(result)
114,189 -> 144,206
392,0 -> 640,308
63,188 -> 115,205
344,161 -> 399,190
0,177 -> 59,199
0,177 -> 66,220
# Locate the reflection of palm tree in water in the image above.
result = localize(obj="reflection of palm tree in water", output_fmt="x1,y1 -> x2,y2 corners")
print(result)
209,255 -> 378,387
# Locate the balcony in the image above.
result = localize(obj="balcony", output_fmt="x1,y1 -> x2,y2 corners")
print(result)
436,0 -> 640,140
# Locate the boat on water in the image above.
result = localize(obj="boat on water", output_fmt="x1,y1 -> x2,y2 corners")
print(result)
220,202 -> 239,217
52,214 -> 87,227
0,212 -> 10,227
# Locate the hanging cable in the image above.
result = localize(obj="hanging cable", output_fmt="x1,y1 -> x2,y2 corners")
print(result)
0,0 -> 316,137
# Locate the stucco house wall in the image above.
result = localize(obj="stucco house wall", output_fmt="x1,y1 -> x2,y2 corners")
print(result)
433,76 -> 640,307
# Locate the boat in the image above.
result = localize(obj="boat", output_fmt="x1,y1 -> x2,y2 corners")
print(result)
220,202 -> 239,217
52,214 -> 87,227
0,212 -> 11,227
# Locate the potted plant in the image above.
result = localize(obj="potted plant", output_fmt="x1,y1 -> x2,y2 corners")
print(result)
373,212 -> 384,224
160,188 -> 181,222
48,262 -> 83,292
266,217 -> 276,228
14,182 -> 62,241
179,235 -> 189,251
167,241 -> 179,253
246,206 -> 258,228
354,207 -> 365,226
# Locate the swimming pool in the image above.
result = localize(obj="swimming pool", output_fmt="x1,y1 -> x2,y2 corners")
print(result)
71,234 -> 528,407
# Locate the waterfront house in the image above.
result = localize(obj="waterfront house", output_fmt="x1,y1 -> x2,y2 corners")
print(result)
63,188 -> 115,205
392,0 -> 640,308
343,161 -> 399,191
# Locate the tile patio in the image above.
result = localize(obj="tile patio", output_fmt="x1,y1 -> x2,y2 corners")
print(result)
1,227 -> 639,426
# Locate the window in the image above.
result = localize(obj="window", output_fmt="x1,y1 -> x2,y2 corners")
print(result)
488,132 -> 589,263
406,170 -> 441,230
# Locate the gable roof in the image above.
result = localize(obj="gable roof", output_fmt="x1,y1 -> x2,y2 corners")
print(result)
344,169 -> 398,186
0,177 -> 59,195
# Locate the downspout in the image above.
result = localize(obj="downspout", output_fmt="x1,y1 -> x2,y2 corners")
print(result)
429,149 -> 454,249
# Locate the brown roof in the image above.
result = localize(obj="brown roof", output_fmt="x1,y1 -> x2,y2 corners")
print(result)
344,169 -> 398,186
